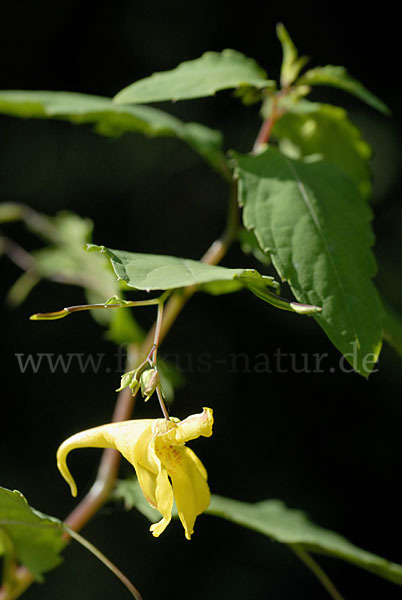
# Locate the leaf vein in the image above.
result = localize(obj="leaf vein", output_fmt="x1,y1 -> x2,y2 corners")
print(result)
283,156 -> 359,346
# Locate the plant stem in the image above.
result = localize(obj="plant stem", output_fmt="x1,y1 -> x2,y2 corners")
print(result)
252,94 -> 286,154
0,528 -> 17,596
140,177 -> 239,355
30,298 -> 161,321
151,294 -> 168,364
65,527 -> 143,600
0,173 -> 239,600
290,545 -> 346,600
0,570 -> 30,600
0,385 -> 137,600
156,386 -> 170,420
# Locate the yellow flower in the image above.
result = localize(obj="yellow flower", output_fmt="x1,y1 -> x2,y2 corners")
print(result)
57,407 -> 213,539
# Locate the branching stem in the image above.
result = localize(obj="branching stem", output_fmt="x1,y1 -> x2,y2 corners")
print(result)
0,166 -> 239,600
1,97 -> 342,600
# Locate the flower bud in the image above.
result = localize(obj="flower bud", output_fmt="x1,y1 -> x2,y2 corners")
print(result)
116,370 -> 141,396
140,367 -> 160,402
115,371 -> 133,392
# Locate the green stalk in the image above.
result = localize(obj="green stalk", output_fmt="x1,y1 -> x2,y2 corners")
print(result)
290,544 -> 346,600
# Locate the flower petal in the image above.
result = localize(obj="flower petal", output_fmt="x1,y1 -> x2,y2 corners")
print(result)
112,420 -> 175,533
169,447 -> 210,540
149,469 -> 174,537
56,420 -> 153,496
153,438 -> 210,540
164,407 -> 214,446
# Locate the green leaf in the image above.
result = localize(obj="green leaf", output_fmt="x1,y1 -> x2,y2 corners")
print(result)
276,23 -> 309,87
3,207 -> 119,305
0,91 -> 226,172
114,478 -> 402,587
297,65 -> 390,115
5,271 -> 40,307
114,50 -> 272,104
238,228 -> 272,266
104,307 -> 145,346
233,85 -> 267,107
208,495 -> 402,587
114,478 -> 161,522
382,301 -> 402,359
0,203 -> 25,223
235,147 -> 383,376
157,357 -> 184,404
2,206 -> 140,333
2,204 -> 145,345
0,486 -> 65,581
30,212 -> 119,299
89,244 -> 279,291
272,102 -> 373,199
88,245 -> 321,316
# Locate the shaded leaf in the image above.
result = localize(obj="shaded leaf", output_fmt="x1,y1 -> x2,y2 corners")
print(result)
5,270 -> 40,307
29,212 -> 118,299
238,228 -> 272,265
0,90 -> 226,172
104,307 -> 145,346
114,478 -> 402,587
272,102 -> 372,198
0,486 -> 65,581
2,206 -> 122,315
114,50 -> 272,104
0,203 -> 25,223
235,147 -> 383,376
298,65 -> 390,115
208,495 -> 402,587
233,85 -> 267,106
157,357 -> 185,404
1,204 -> 148,343
114,478 -> 161,522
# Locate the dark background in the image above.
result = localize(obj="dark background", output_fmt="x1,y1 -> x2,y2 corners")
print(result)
1,2 -> 402,599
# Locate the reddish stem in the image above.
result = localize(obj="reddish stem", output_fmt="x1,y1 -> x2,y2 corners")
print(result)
252,95 -> 286,154
0,116 -> 241,600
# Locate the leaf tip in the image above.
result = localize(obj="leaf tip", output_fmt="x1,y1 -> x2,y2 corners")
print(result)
290,302 -> 322,315
29,309 -> 70,321
276,22 -> 285,35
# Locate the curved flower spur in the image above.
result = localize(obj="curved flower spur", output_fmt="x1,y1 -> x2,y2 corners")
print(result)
57,407 -> 214,539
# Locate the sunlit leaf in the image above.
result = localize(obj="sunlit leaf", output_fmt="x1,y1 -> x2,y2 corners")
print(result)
88,244 -> 321,315
297,65 -> 390,115
114,49 -> 272,105
88,244 -> 278,291
235,147 -> 383,376
277,23 -> 309,87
